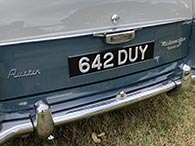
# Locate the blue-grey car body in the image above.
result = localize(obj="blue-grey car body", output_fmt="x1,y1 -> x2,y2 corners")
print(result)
0,21 -> 191,100
0,0 -> 195,144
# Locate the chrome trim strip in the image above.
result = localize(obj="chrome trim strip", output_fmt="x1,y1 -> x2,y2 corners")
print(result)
191,70 -> 195,83
192,74 -> 195,79
0,17 -> 191,47
0,79 -> 176,145
53,80 -> 176,125
0,120 -> 33,145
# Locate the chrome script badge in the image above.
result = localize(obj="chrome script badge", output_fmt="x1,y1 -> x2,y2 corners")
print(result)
161,37 -> 186,50
8,69 -> 41,79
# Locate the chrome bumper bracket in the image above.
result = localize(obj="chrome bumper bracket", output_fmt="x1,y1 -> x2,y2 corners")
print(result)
173,64 -> 192,92
34,100 -> 54,139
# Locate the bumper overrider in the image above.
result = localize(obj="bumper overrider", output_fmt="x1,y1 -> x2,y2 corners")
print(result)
0,64 -> 194,144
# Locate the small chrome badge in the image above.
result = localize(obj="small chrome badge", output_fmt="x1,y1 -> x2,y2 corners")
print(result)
161,37 -> 186,50
111,14 -> 120,24
8,69 -> 41,79
105,30 -> 135,44
116,91 -> 127,100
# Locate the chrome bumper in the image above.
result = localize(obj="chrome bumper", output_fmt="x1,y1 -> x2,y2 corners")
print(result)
0,64 -> 194,145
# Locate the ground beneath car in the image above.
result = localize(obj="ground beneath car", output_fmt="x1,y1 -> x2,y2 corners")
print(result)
3,86 -> 195,146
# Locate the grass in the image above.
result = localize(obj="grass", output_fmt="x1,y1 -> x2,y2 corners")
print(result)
3,86 -> 195,146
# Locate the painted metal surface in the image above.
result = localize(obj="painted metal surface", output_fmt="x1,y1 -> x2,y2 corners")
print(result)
0,0 -> 194,144
187,18 -> 195,68
0,0 -> 193,44
0,22 -> 191,100
192,0 -> 195,17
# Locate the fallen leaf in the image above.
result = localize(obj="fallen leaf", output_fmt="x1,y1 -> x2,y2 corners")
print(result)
97,132 -> 105,137
91,132 -> 101,143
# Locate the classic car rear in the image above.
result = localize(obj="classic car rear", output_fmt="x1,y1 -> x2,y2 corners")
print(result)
0,0 -> 195,144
